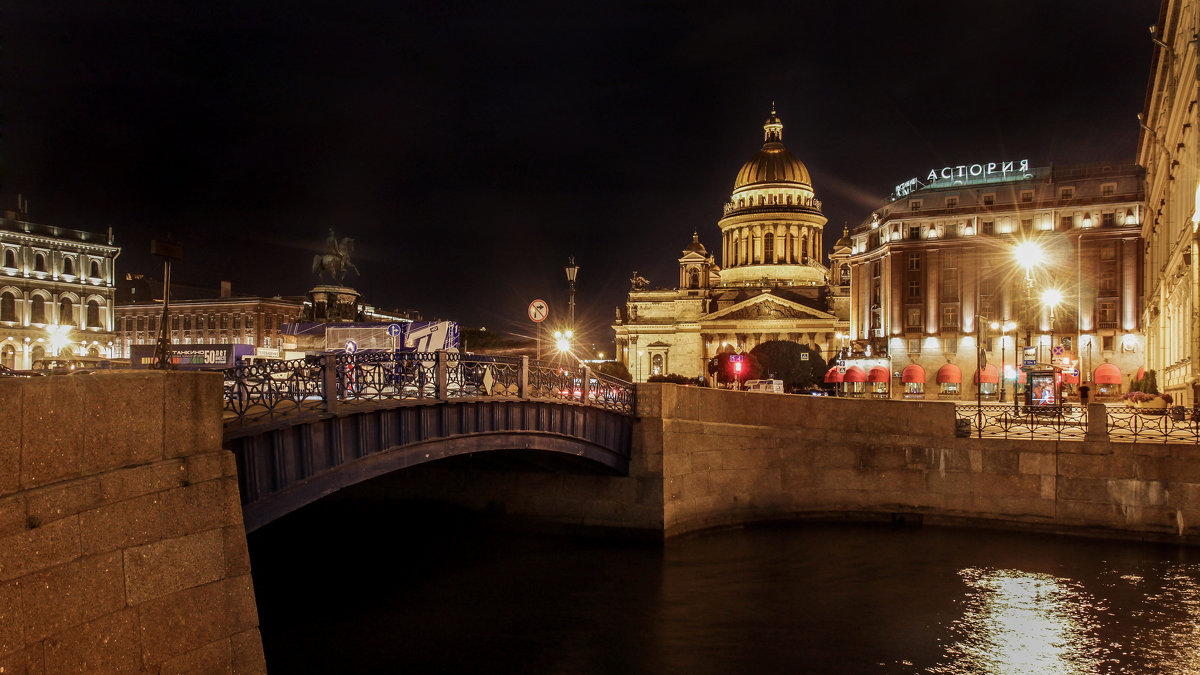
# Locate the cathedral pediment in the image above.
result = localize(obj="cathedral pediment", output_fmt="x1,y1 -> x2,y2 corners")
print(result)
702,293 -> 836,322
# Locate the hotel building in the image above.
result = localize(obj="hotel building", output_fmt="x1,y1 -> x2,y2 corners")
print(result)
842,162 -> 1145,400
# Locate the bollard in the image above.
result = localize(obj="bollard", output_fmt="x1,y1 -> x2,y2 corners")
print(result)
1085,402 -> 1108,441
435,349 -> 449,400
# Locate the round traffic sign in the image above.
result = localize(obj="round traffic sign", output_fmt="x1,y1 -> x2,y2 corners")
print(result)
528,299 -> 549,323
386,323 -> 402,336
345,339 -> 358,354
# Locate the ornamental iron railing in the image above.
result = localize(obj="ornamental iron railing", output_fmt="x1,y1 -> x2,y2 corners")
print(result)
1106,405 -> 1200,444
222,351 -> 636,424
955,404 -> 1088,441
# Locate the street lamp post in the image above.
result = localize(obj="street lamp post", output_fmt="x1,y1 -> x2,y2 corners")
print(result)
990,320 -> 1016,403
1042,288 -> 1063,407
1014,240 -> 1045,411
565,257 -> 579,333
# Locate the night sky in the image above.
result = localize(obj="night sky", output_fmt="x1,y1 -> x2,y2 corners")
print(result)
2,1 -> 1162,348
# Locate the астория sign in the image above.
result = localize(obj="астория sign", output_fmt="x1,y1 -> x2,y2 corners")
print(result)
894,159 -> 1031,197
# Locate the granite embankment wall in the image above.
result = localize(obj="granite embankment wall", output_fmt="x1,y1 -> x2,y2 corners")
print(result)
351,383 -> 1200,546
0,372 -> 265,674
642,384 -> 1200,543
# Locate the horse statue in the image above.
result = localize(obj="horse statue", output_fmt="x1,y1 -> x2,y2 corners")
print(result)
312,230 -> 360,283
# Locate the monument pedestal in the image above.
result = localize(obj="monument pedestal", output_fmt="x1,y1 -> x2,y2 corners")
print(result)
301,285 -> 363,323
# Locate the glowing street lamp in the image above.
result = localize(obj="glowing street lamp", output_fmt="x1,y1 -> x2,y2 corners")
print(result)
1013,240 -> 1045,408
1041,288 -> 1064,406
554,329 -> 573,354
989,320 -> 1017,403
46,324 -> 72,357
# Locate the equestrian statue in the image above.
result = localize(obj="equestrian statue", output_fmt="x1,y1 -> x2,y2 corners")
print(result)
312,229 -> 360,283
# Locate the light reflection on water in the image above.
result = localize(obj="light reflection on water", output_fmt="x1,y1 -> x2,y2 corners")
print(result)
933,568 -> 1104,674
250,509 -> 1200,674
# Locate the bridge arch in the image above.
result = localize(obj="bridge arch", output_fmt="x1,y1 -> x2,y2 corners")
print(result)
227,400 -> 633,531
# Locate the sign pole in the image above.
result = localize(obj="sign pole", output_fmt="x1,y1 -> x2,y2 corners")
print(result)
528,299 -> 548,362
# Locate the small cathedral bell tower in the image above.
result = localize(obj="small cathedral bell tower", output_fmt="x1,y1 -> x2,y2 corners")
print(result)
678,231 -> 713,290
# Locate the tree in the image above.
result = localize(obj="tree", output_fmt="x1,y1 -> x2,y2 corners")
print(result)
594,360 -> 632,381
748,340 -> 828,391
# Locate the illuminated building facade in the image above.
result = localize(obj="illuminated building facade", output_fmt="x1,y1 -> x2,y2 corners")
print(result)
613,110 -> 849,383
0,210 -> 120,369
114,295 -> 305,358
1139,0 -> 1200,405
845,163 -> 1145,400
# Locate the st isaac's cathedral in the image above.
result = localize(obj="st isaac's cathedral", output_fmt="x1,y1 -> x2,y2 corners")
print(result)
613,110 -> 851,382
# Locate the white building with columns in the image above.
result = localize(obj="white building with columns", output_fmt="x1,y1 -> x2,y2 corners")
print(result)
0,210 -> 121,369
613,110 -> 849,382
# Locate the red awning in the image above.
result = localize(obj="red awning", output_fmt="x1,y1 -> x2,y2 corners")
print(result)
867,366 -> 890,383
936,363 -> 962,384
843,365 -> 867,383
1135,366 -> 1145,381
824,366 -> 843,383
901,364 -> 925,383
1094,363 -> 1122,385
973,364 -> 1000,384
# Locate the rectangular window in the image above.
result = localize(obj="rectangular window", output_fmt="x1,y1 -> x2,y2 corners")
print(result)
1100,242 -> 1116,260
1060,188 -> 1074,199
246,316 -> 254,329
979,278 -> 994,297
942,305 -> 958,328
1102,212 -> 1114,227
907,308 -> 921,327
945,197 -> 958,208
982,194 -> 995,206
907,338 -> 921,354
908,254 -> 920,271
909,225 -> 920,240
910,200 -> 922,211
942,278 -> 958,299
1060,216 -> 1073,231
908,280 -> 921,298
171,316 -> 180,331
1099,271 -> 1117,293
208,315 -> 216,330
982,220 -> 994,235
1102,335 -> 1115,351
136,316 -> 145,331
233,316 -> 241,329
1101,184 -> 1115,197
1021,191 -> 1033,203
942,253 -> 957,269
942,336 -> 958,354
1021,218 -> 1032,233
183,316 -> 192,331
1098,302 -> 1116,323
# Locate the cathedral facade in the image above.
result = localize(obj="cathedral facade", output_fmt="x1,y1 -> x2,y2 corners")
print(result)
613,110 -> 850,383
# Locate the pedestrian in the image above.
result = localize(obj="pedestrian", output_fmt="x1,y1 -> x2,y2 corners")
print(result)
1078,383 -> 1091,406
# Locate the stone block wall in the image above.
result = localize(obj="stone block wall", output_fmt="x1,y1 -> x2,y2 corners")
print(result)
0,372 -> 265,674
641,383 -> 1200,543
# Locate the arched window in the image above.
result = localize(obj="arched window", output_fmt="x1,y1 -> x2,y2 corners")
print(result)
2,249 -> 15,268
786,195 -> 793,205
30,345 -> 44,364
651,353 -> 664,376
87,300 -> 101,327
31,295 -> 46,323
88,346 -> 100,357
62,257 -> 74,276
59,297 -> 74,324
90,260 -> 101,278
689,270 -> 700,289
1,344 -> 14,369
764,232 -> 775,263
732,238 -> 739,266
0,292 -> 14,322
34,253 -> 46,272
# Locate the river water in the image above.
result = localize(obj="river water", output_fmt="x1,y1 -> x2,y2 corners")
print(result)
249,502 -> 1200,674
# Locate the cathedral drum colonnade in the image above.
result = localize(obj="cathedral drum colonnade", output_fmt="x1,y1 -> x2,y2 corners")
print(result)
613,110 -> 850,383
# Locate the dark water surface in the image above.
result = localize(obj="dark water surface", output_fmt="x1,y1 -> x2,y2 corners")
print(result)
250,503 -> 1200,674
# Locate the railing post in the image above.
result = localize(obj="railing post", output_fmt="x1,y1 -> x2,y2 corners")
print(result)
1085,402 -> 1108,441
584,365 -> 593,406
435,349 -> 449,399
519,356 -> 529,399
322,353 -> 339,414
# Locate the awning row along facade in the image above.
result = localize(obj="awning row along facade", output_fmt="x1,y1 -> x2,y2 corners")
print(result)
825,363 -> 1125,385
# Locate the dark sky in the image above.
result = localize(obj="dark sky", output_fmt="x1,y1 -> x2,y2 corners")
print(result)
2,1 -> 1162,348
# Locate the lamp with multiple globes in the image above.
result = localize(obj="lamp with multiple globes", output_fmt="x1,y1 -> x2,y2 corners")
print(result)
989,320 -> 1017,402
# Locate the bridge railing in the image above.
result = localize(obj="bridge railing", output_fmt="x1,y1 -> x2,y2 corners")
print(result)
1106,404 -> 1200,443
222,351 -> 636,424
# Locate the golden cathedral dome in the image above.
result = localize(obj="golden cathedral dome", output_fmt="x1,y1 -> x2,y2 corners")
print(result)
733,108 -> 812,189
